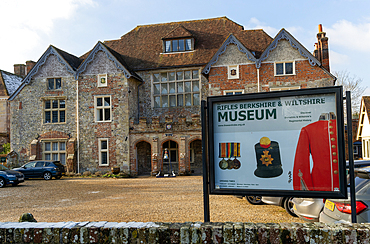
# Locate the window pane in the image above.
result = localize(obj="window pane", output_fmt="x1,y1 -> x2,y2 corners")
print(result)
104,97 -> 110,106
162,96 -> 168,107
48,79 -> 54,90
285,62 -> 293,74
59,110 -> 65,122
52,100 -> 58,109
97,98 -> 102,107
104,108 -> 110,121
177,95 -> 183,107
45,153 -> 51,160
45,142 -> 51,151
55,78 -> 61,89
165,41 -> 171,52
60,153 -> 66,165
178,39 -> 185,52
153,73 -> 160,82
184,71 -> 191,79
161,84 -> 168,94
276,63 -> 283,75
168,72 -> 175,81
177,83 -> 183,93
192,70 -> 199,79
154,84 -> 160,95
169,95 -> 176,107
52,111 -> 58,123
185,82 -> 191,92
98,109 -> 103,121
176,71 -> 183,80
101,140 -> 107,150
154,96 -> 160,108
170,141 -> 177,148
172,40 -> 178,52
185,94 -> 191,106
170,150 -> 177,162
193,93 -> 200,106
161,73 -> 167,82
45,100 -> 51,109
59,100 -> 65,108
226,92 -> 233,95
101,152 -> 108,165
52,142 -> 58,151
192,81 -> 199,92
235,91 -> 242,95
45,111 -> 51,123
185,39 -> 192,50
52,153 -> 58,161
60,142 -> 66,150
169,83 -> 175,93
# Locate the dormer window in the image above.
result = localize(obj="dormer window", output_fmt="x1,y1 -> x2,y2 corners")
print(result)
164,38 -> 193,53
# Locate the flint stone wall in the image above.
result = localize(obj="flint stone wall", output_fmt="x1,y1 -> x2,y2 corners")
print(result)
0,221 -> 369,244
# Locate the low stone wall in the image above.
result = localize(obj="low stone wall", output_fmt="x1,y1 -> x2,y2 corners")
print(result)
0,221 -> 369,243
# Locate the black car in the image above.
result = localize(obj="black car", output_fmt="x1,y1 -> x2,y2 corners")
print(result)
0,164 -> 24,187
13,160 -> 65,180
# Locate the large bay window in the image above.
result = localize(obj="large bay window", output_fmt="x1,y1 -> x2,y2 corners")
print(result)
152,69 -> 200,108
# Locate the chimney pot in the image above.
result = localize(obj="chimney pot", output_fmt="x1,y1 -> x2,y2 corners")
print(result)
318,24 -> 323,33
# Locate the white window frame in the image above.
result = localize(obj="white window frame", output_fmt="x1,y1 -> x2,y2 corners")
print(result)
151,69 -> 201,108
223,89 -> 244,95
43,99 -> 66,124
43,140 -> 67,165
95,95 -> 112,122
228,65 -> 239,79
270,86 -> 300,92
97,74 -> 107,87
99,138 -> 109,166
274,61 -> 295,76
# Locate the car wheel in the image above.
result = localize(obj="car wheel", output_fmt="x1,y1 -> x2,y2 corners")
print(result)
246,195 -> 263,205
43,172 -> 52,180
284,197 -> 297,217
0,177 -> 5,188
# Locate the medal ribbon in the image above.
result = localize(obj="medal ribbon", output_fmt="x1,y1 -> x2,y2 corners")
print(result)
219,143 -> 240,158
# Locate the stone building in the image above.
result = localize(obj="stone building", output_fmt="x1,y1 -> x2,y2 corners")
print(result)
9,17 -> 335,176
0,70 -> 23,151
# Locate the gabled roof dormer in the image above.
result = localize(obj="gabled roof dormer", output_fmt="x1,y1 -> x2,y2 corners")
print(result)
77,41 -> 142,82
9,45 -> 82,100
257,29 -> 321,69
162,25 -> 194,53
202,34 -> 257,75
357,96 -> 370,140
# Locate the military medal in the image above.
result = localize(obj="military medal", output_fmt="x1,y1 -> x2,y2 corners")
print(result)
219,142 -> 241,170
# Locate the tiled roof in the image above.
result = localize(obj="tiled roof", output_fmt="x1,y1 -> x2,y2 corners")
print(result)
52,46 -> 82,71
0,70 -> 23,96
162,25 -> 193,39
97,17 -> 272,71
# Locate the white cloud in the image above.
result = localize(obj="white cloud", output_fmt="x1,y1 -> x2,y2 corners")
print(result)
326,20 -> 370,52
329,50 -> 350,66
0,0 -> 97,72
244,18 -> 278,37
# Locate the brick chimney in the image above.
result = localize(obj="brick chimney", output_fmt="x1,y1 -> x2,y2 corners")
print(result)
26,60 -> 36,75
314,24 -> 330,72
13,64 -> 26,78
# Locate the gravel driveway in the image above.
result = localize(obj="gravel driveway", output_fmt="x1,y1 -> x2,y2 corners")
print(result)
0,176 -> 303,223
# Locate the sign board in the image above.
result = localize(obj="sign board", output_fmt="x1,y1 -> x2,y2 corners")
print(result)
207,87 -> 347,198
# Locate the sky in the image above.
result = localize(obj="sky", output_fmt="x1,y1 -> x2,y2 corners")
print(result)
1,0 -> 370,97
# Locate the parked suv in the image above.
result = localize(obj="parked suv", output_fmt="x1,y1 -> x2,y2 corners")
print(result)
0,164 -> 24,187
13,160 -> 65,180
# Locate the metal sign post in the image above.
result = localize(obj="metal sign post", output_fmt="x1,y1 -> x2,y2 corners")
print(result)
202,100 -> 210,222
346,91 -> 357,223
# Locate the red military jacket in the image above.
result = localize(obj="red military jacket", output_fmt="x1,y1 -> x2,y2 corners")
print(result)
293,119 -> 340,191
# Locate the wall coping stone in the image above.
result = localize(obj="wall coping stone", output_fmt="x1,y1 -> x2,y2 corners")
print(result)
1,221 -> 369,243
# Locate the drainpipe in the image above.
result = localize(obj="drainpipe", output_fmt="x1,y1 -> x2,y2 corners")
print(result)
76,77 -> 80,174
257,68 -> 260,92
